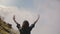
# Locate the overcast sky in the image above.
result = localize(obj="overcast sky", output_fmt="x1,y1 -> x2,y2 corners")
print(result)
0,0 -> 60,34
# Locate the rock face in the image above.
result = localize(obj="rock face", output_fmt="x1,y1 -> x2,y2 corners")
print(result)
0,16 -> 19,34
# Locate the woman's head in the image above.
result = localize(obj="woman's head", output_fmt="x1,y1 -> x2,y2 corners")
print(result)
22,20 -> 29,28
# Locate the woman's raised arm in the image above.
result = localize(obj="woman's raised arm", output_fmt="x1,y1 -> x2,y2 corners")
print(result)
13,15 -> 21,29
34,14 -> 40,25
13,15 -> 18,24
29,15 -> 40,31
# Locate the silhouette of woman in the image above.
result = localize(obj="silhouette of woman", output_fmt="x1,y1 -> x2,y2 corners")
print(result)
13,15 -> 40,34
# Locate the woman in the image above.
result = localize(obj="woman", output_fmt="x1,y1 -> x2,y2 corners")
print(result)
13,15 -> 40,34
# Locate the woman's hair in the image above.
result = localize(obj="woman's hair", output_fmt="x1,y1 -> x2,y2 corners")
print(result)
22,20 -> 29,29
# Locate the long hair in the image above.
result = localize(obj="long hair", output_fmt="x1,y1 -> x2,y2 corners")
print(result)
22,20 -> 29,29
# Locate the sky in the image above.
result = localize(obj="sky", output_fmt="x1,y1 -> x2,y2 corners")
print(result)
0,0 -> 60,34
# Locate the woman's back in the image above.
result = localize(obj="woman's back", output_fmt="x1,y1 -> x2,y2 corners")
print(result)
20,27 -> 30,34
19,23 -> 35,34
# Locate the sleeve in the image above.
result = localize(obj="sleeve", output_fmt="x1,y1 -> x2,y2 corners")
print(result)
29,24 -> 35,31
16,23 -> 21,29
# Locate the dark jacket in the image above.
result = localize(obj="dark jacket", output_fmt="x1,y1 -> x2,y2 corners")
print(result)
17,24 -> 35,34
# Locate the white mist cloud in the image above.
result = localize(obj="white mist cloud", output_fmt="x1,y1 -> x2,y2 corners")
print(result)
0,5 -> 38,30
33,0 -> 60,34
